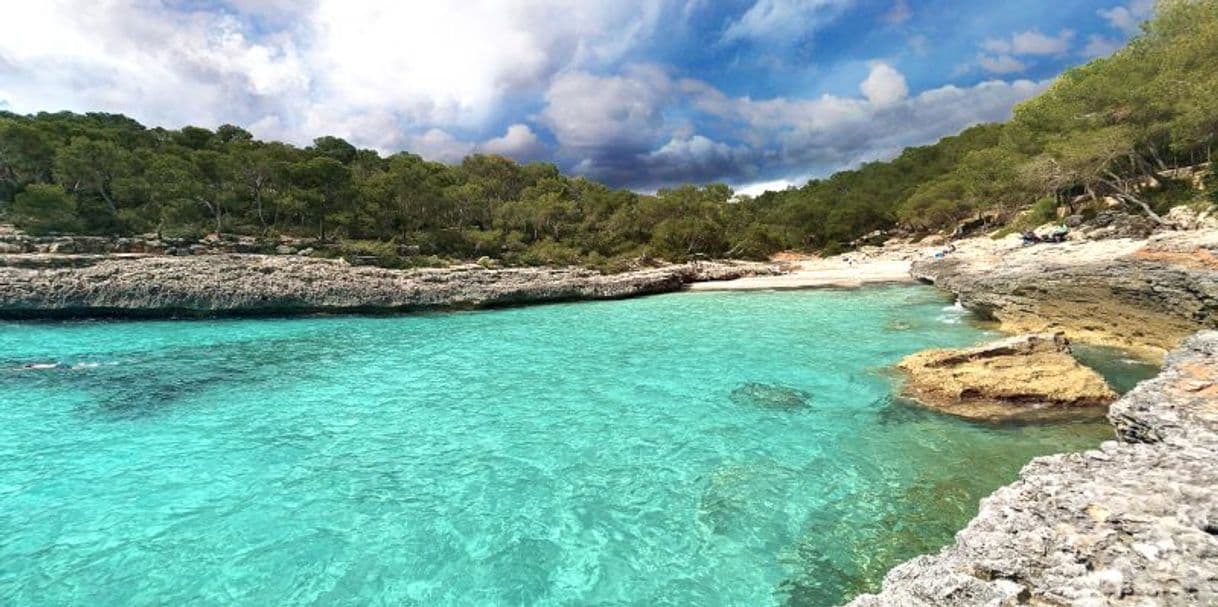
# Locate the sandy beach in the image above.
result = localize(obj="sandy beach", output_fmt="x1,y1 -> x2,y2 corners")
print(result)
686,257 -> 915,290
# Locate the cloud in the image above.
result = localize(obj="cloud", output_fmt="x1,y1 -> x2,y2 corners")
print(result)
0,0 -> 1063,191
722,0 -> 852,44
540,65 -> 673,154
860,63 -> 909,106
1098,0 -> 1155,35
479,124 -> 547,161
0,0 -> 672,150
541,60 -> 1046,189
404,129 -> 474,164
978,55 -> 1028,74
984,29 -> 1075,56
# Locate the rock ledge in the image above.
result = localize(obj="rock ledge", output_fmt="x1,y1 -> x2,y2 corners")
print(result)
898,332 -> 1118,421
846,331 -> 1218,606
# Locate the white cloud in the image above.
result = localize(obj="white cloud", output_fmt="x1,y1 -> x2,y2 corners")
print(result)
404,129 -> 474,164
722,0 -> 852,43
0,0 -> 672,154
735,177 -> 803,197
984,29 -> 1074,57
540,65 -> 673,153
1098,0 -> 1155,35
860,63 -> 909,106
1011,29 -> 1075,55
978,54 -> 1028,74
479,124 -> 546,160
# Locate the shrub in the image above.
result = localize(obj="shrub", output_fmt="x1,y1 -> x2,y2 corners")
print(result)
11,184 -> 82,235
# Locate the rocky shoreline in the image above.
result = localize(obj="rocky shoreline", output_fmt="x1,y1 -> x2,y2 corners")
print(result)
846,227 -> 1218,606
0,253 -> 778,318
911,230 -> 1218,359
847,331 -> 1218,606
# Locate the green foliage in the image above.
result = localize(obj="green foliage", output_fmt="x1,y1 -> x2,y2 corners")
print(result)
11,184 -> 81,234
1024,197 -> 1060,228
0,0 -> 1215,265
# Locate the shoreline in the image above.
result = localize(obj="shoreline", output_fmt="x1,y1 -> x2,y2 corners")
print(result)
686,259 -> 916,291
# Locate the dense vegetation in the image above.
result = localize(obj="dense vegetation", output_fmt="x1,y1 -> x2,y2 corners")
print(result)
1,0 -> 1215,267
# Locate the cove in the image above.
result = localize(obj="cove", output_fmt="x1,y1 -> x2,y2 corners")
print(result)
0,286 -> 1151,606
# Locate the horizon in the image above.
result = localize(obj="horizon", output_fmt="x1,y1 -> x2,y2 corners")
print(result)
0,1 -> 1154,195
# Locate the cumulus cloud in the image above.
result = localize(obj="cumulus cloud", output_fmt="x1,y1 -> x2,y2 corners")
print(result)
541,65 -> 673,154
977,28 -> 1074,74
540,60 -> 1046,189
0,0 -> 1063,191
1098,0 -> 1155,35
479,124 -> 547,160
0,0 -> 671,152
860,63 -> 909,106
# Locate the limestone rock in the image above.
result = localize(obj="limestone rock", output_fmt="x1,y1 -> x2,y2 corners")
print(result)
0,254 -> 779,317
898,333 -> 1118,421
912,230 -> 1218,357
845,331 -> 1218,606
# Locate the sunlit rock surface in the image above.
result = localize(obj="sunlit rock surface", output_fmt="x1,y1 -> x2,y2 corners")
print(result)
845,331 -> 1218,606
897,333 -> 1117,422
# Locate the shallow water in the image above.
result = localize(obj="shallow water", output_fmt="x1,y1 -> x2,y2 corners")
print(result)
0,286 -> 1142,606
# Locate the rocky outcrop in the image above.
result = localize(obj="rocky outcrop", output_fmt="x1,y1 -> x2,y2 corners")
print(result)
846,331 -> 1218,606
897,333 -> 1117,421
913,231 -> 1218,358
0,253 -> 777,317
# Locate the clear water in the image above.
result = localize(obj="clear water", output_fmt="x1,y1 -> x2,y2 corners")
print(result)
0,286 -> 1134,606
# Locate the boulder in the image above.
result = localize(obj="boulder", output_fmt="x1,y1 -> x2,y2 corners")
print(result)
898,333 -> 1118,421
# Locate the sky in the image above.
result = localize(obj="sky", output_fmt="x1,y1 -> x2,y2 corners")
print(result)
0,0 -> 1155,194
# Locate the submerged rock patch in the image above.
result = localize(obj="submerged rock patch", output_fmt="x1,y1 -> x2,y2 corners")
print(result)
730,382 -> 813,411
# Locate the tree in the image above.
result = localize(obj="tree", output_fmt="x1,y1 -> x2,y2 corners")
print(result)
11,184 -> 81,234
54,137 -> 130,219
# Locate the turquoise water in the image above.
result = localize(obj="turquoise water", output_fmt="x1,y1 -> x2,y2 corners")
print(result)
0,286 -> 1126,606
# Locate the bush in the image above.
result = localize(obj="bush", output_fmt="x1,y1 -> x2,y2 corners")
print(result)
11,184 -> 82,235
1013,196 -> 1058,230
514,239 -> 583,266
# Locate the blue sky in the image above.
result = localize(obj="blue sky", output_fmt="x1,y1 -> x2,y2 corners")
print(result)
0,0 -> 1154,193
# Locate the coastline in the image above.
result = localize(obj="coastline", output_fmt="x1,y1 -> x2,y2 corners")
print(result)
841,227 -> 1218,606
3,227 -> 1218,605
0,254 -> 780,319
845,331 -> 1218,606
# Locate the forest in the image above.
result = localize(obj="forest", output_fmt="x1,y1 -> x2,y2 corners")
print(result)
1,0 -> 1216,267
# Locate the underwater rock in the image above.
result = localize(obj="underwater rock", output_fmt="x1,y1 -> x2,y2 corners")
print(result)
730,382 -> 812,411
897,333 -> 1117,422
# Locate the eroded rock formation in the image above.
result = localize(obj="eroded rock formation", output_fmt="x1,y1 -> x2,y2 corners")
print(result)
913,231 -> 1218,358
846,331 -> 1218,606
0,254 -> 777,317
897,333 -> 1117,421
